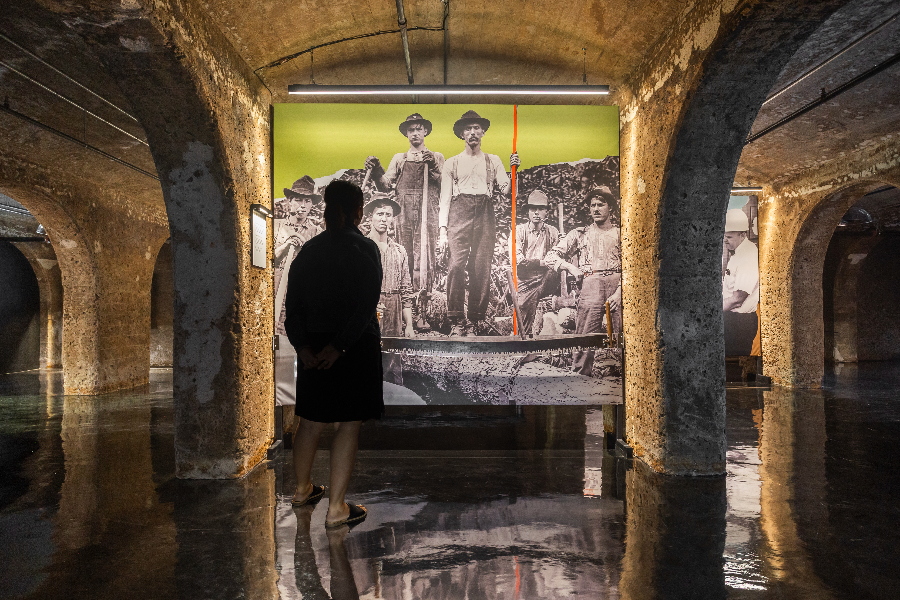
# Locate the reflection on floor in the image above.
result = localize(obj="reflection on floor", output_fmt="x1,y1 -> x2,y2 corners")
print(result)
1,363 -> 899,599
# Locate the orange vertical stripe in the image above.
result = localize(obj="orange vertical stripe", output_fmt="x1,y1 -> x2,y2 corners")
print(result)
511,105 -> 518,335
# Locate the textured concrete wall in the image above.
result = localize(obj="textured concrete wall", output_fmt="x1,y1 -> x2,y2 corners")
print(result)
14,241 -> 63,369
619,0 -> 847,474
857,236 -> 900,361
69,0 -> 275,477
758,141 -> 900,387
150,240 -> 174,368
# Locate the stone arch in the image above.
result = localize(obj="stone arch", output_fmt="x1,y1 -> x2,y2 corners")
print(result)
763,177 -> 900,387
149,238 -> 173,368
0,184 -> 101,392
620,0 -> 851,474
12,240 -> 63,369
0,240 -> 41,372
856,233 -> 900,361
65,0 -> 274,478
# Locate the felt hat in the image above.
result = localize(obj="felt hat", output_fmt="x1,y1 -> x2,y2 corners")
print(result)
453,110 -> 491,139
399,113 -> 432,136
284,176 -> 321,201
585,185 -> 617,207
725,208 -> 749,232
523,190 -> 551,208
364,192 -> 401,217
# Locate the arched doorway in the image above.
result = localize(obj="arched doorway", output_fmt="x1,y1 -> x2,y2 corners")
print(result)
0,241 -> 40,373
823,186 -> 900,364
150,240 -> 173,368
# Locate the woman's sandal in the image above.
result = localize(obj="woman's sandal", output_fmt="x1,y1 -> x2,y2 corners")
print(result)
325,502 -> 367,528
291,484 -> 325,506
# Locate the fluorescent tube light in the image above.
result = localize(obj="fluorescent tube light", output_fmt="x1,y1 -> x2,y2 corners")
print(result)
287,84 -> 610,95
731,187 -> 763,194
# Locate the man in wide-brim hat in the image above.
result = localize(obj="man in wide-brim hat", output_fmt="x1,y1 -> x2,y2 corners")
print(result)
364,113 -> 444,333
545,185 -> 621,374
438,109 -> 520,336
275,175 -> 323,332
363,193 -> 401,218
512,189 -> 561,334
365,192 -> 414,379
273,175 -> 324,409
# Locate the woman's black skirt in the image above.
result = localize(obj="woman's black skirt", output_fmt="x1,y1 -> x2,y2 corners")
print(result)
295,332 -> 384,423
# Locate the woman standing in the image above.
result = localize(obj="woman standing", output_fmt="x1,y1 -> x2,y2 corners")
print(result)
283,179 -> 384,528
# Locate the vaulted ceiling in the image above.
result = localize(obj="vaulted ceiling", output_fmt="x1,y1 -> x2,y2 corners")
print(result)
203,0 -> 688,101
0,0 -> 897,212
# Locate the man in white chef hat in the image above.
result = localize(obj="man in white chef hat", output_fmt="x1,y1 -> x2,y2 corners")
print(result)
722,208 -> 760,356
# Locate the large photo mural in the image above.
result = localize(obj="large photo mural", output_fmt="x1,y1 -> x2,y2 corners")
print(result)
274,104 -> 622,405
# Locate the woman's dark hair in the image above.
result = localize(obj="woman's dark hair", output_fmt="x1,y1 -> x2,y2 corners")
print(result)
323,180 -> 364,231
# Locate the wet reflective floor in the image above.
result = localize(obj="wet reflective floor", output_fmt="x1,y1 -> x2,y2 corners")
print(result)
1,363 -> 898,599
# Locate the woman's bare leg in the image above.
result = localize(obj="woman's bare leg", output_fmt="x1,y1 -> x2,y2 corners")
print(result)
326,420 -> 362,522
293,417 -> 328,502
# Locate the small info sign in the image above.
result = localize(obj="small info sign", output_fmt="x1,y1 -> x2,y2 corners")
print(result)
251,211 -> 267,268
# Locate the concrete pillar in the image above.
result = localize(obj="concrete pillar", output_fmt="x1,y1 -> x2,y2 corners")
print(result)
14,241 -> 64,369
758,387 -> 833,597
619,462 -> 727,599
72,0 -> 275,477
619,0 -> 846,473
758,144 -> 900,387
173,465 -> 277,599
47,395 -> 178,598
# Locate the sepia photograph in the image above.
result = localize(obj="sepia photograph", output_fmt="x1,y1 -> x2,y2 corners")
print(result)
274,104 -> 622,405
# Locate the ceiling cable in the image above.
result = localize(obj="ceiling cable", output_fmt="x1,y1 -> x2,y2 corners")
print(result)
747,50 -> 900,144
763,10 -> 900,105
255,25 -> 444,74
0,59 -> 149,146
395,0 -> 414,85
0,104 -> 159,181
0,32 -> 139,122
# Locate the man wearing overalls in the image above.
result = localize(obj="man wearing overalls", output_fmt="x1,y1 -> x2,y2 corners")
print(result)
438,110 -> 520,336
364,114 -> 444,332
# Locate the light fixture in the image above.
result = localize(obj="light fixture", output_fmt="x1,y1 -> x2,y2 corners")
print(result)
730,186 -> 763,194
251,204 -> 273,218
36,224 -> 45,235
287,84 -> 610,96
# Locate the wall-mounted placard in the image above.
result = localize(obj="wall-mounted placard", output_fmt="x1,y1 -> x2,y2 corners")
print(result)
251,210 -> 267,269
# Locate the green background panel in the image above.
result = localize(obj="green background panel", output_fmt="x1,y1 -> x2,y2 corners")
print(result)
274,104 -> 619,194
